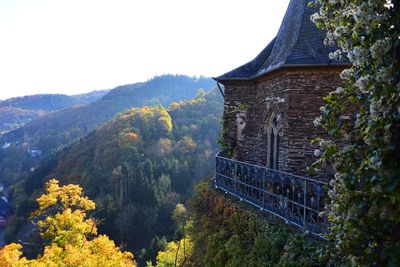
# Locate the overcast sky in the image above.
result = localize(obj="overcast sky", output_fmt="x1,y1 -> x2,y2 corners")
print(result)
0,0 -> 290,99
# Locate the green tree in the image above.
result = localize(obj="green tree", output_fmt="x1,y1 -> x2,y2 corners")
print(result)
151,204 -> 192,267
0,179 -> 135,266
152,237 -> 194,267
311,0 -> 400,265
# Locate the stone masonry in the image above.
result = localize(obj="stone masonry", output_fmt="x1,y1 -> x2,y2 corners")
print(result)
221,66 -> 343,178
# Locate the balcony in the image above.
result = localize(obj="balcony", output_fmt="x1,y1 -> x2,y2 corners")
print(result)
215,150 -> 328,238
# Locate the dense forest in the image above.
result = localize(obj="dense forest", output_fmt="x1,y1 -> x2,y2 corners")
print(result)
5,89 -> 223,265
0,75 -> 214,185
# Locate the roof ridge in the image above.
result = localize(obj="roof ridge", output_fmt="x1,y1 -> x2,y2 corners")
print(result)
282,0 -> 307,65
215,0 -> 343,82
256,0 -> 306,76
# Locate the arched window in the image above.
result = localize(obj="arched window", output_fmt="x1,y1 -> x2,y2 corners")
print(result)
236,112 -> 246,142
267,117 -> 279,169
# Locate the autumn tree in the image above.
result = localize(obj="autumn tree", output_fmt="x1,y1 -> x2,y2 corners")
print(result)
151,204 -> 193,267
311,0 -> 400,265
0,179 -> 135,267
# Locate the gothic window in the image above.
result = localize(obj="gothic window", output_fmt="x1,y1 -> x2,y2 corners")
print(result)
267,117 -> 279,169
236,112 -> 246,142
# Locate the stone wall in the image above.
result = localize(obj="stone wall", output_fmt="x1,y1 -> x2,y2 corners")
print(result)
220,67 -> 343,178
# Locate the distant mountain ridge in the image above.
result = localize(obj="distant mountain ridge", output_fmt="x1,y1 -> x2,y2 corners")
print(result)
0,94 -> 77,112
0,90 -> 110,111
0,90 -> 110,134
0,74 -> 215,185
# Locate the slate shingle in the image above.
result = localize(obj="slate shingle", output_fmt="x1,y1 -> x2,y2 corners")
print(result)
215,0 -> 344,81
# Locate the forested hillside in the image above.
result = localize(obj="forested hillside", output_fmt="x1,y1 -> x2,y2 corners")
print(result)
0,94 -> 77,112
0,90 -> 109,134
6,89 -> 223,264
0,75 -> 214,185
0,107 -> 46,135
153,180 -> 322,266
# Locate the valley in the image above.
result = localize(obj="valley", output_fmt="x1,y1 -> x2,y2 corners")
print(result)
0,74 -> 222,265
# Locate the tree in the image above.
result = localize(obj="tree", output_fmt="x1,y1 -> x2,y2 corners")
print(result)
311,0 -> 400,265
0,179 -> 135,266
150,204 -> 193,267
151,237 -> 193,267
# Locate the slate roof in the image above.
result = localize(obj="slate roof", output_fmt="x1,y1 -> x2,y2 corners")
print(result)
215,0 -> 344,81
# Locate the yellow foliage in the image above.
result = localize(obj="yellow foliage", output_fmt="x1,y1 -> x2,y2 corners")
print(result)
168,102 -> 181,110
121,106 -> 173,136
0,243 -> 29,267
159,116 -> 173,133
155,238 -> 193,267
35,179 -> 95,215
171,204 -> 187,226
175,136 -> 196,154
0,179 -> 135,267
157,138 -> 173,156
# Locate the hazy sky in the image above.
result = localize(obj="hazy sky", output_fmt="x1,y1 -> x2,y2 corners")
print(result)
0,0 -> 290,99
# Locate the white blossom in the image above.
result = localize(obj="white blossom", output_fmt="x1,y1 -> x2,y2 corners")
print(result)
265,96 -> 285,104
339,115 -> 351,120
334,87 -> 345,94
319,140 -> 330,149
340,68 -> 354,80
355,75 -> 371,93
310,13 -> 321,24
370,39 -> 391,60
334,172 -> 344,180
375,66 -> 392,82
352,47 -> 369,66
329,49 -> 343,60
369,99 -> 381,120
368,156 -> 381,169
313,116 -> 322,127
314,149 -> 322,157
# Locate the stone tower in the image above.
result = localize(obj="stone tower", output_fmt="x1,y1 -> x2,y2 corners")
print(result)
215,0 -> 346,177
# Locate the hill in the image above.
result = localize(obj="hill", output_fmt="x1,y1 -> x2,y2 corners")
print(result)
0,90 -> 109,134
0,75 -> 215,185
0,94 -> 78,112
0,107 -> 46,135
7,89 -> 223,257
70,89 -> 111,105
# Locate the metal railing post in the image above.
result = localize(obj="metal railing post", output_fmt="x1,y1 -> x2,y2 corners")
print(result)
234,163 -> 237,193
262,168 -> 265,210
303,181 -> 307,228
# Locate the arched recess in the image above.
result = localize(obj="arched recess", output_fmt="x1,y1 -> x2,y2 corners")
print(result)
235,112 -> 246,142
264,113 -> 281,170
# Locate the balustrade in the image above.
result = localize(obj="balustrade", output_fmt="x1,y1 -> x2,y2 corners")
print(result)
215,151 -> 328,238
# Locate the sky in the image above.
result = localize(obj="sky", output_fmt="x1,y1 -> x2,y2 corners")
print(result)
0,0 -> 290,99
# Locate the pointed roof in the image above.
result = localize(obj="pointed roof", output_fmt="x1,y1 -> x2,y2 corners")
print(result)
215,0 -> 344,82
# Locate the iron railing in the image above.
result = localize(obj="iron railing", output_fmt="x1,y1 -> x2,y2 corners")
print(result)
215,150 -> 328,238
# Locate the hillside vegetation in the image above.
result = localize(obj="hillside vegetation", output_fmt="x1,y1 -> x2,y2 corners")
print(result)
152,180 -> 321,266
6,89 -> 222,263
0,75 -> 214,185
